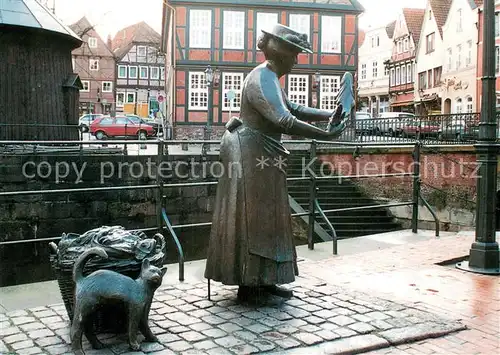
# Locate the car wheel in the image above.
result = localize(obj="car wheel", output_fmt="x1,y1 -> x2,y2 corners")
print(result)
138,130 -> 147,140
95,131 -> 106,140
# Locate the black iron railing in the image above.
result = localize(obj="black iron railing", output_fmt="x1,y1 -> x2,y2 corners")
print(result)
1,112 -> 498,145
0,137 -> 444,282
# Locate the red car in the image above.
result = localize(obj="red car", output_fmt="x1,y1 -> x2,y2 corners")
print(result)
90,116 -> 155,140
402,120 -> 440,137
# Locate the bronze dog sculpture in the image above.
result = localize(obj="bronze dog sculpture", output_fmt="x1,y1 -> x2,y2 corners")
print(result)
70,247 -> 166,354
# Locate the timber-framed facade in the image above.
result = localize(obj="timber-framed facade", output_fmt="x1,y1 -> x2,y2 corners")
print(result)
162,0 -> 364,139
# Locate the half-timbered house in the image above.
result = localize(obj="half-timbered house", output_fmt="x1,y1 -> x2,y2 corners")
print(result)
70,17 -> 116,115
112,22 -> 166,118
385,8 -> 425,113
161,0 -> 364,139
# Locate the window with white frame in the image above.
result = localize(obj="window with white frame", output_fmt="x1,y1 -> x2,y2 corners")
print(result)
190,9 -> 212,48
395,67 -> 400,85
372,61 -> 378,78
222,73 -> 244,111
321,16 -> 341,53
401,65 -> 406,84
456,44 -> 462,69
390,68 -> 395,86
319,76 -> 340,110
118,65 -> 127,78
139,66 -> 149,79
384,64 -> 390,77
81,81 -> 90,92
89,59 -> 99,71
88,37 -> 97,48
466,41 -> 472,66
150,67 -> 160,80
223,11 -> 245,49
447,48 -> 452,71
137,46 -> 147,57
288,75 -> 309,107
102,81 -> 112,92
456,9 -> 462,32
466,96 -> 473,113
129,66 -> 138,79
455,98 -> 463,113
189,72 -> 208,109
403,38 -> 409,51
361,64 -> 366,79
256,12 -> 278,48
126,92 -> 136,103
160,67 -> 165,80
116,92 -> 125,107
289,14 -> 310,41
407,63 -> 412,83
397,41 -> 402,53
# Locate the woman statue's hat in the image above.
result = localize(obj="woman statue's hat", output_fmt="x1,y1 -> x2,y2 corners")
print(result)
261,23 -> 313,53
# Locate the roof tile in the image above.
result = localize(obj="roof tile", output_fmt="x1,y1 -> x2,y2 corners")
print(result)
429,0 -> 452,37
403,8 -> 425,48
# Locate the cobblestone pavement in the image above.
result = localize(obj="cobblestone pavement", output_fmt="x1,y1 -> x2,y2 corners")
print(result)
0,272 -> 464,355
300,232 -> 500,355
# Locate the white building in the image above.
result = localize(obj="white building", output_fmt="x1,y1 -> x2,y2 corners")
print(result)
357,22 -> 395,117
415,0 -> 452,115
441,0 -> 482,114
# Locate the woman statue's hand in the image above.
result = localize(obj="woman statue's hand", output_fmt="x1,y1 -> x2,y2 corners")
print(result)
326,105 -> 347,138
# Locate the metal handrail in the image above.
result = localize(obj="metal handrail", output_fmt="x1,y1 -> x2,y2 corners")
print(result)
419,192 -> 440,237
161,208 -> 185,281
314,198 -> 338,255
0,139 -> 444,270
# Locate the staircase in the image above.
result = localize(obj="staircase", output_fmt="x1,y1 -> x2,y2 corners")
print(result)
287,150 -> 403,240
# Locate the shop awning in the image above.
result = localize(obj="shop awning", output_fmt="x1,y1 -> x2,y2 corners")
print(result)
391,100 -> 414,107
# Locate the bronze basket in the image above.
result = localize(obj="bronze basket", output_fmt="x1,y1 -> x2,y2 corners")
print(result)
49,232 -> 165,333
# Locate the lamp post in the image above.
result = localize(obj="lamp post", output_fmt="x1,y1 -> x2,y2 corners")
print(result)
313,71 -> 321,109
457,0 -> 499,274
134,87 -> 138,115
204,65 -> 220,153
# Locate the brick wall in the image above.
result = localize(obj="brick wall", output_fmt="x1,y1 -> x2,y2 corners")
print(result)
0,153 -> 219,286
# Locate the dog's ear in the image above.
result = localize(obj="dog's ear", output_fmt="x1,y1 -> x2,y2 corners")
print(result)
160,265 -> 168,276
142,258 -> 150,270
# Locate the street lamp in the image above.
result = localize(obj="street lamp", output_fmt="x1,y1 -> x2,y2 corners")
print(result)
203,65 -> 220,153
134,87 -> 138,115
457,0 -> 500,274
313,71 -> 321,109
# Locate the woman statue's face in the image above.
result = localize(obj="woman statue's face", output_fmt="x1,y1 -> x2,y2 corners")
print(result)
267,38 -> 300,76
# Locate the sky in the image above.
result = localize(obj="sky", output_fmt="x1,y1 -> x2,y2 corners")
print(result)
53,0 -> 428,39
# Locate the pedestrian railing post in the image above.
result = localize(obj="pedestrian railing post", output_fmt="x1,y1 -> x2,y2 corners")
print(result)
156,138 -> 165,233
412,141 -> 421,233
307,140 -> 317,250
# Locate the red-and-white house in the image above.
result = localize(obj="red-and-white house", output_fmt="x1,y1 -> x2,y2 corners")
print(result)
161,0 -> 365,139
386,8 -> 425,113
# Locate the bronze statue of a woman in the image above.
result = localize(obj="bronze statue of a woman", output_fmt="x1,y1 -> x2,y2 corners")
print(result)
204,24 -> 354,301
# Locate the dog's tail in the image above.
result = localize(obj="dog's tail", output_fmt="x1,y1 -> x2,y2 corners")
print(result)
73,247 -> 108,283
